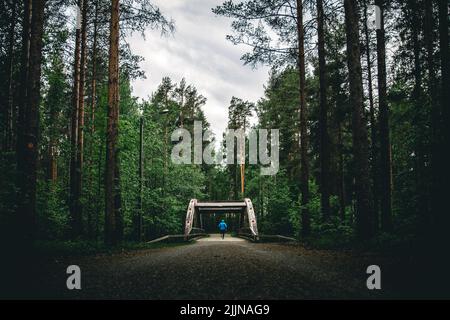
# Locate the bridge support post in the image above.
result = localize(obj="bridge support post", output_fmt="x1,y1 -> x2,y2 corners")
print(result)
244,198 -> 259,240
184,199 -> 197,240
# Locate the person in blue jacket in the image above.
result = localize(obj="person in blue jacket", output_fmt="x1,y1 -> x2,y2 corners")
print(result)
218,219 -> 228,239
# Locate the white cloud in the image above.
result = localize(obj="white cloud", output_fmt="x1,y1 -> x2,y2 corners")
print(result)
127,0 -> 269,139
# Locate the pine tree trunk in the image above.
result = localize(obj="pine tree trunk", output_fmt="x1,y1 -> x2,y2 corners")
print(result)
48,146 -> 57,181
4,0 -> 17,152
87,0 -> 99,239
344,0 -> 374,240
90,0 -> 98,136
410,2 -> 429,230
75,0 -> 88,236
48,94 -> 58,182
436,0 -> 450,236
96,140 -> 103,240
363,0 -> 379,232
16,0 -> 32,163
15,0 -> 32,243
105,0 -> 120,246
236,164 -> 239,199
296,0 -> 310,237
16,0 -> 45,242
90,0 -> 99,138
115,158 -> 123,241
375,0 -> 392,232
439,0 -> 449,143
70,0 -> 83,237
317,0 -> 330,220
337,121 -> 346,221
136,117 -> 144,241
425,0 -> 439,235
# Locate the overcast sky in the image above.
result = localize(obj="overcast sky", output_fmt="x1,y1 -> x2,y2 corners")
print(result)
127,0 -> 269,139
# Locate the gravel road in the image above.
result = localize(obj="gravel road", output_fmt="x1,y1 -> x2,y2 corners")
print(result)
35,234 -> 395,299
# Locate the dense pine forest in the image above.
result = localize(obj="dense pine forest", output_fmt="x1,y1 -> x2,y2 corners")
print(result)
0,0 -> 449,297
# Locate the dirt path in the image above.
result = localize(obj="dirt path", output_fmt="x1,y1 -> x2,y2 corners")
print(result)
197,233 -> 246,242
35,236 -> 398,299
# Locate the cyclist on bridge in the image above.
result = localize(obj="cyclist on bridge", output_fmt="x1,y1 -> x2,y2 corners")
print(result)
218,219 -> 228,239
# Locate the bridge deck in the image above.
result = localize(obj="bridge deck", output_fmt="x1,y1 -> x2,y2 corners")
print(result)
196,234 -> 246,242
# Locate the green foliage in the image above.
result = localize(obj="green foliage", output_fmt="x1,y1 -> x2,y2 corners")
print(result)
117,78 -> 209,239
213,0 -> 298,67
37,180 -> 70,240
33,69 -> 211,241
260,171 -> 298,236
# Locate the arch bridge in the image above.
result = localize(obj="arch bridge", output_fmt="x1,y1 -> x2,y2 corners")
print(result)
184,199 -> 259,241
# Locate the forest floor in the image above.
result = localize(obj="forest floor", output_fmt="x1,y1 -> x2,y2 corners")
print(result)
30,233 -> 424,299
